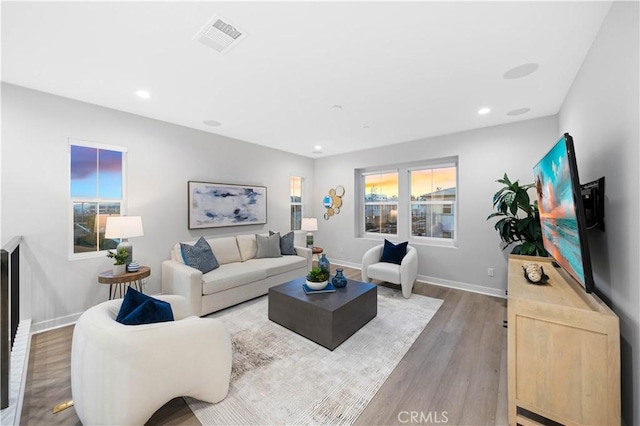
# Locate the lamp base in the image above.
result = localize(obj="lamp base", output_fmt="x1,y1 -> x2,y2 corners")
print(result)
306,232 -> 314,249
117,240 -> 133,266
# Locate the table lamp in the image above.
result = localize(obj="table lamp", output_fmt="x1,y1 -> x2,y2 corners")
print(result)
301,217 -> 318,249
105,216 -> 144,265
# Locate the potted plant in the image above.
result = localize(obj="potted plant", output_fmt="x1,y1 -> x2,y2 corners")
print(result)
487,173 -> 548,257
306,266 -> 330,290
107,247 -> 129,276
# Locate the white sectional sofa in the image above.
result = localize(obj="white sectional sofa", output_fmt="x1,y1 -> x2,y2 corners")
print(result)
162,234 -> 312,316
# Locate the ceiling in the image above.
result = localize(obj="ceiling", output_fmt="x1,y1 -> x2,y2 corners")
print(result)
1,1 -> 612,158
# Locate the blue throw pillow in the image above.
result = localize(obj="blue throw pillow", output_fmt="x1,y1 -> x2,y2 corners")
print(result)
380,239 -> 408,265
180,236 -> 219,273
115,288 -> 174,326
270,230 -> 296,255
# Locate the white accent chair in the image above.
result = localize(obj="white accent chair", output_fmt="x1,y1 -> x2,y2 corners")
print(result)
361,244 -> 418,298
71,295 -> 232,426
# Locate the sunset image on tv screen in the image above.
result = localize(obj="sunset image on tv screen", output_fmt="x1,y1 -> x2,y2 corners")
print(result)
533,136 -> 586,286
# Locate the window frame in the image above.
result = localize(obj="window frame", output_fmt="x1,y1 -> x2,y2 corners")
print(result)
356,157 -> 458,247
68,138 -> 128,260
362,170 -> 399,237
408,163 -> 457,243
290,175 -> 303,231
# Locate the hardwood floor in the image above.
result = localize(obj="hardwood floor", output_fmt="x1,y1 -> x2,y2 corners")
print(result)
21,265 -> 507,425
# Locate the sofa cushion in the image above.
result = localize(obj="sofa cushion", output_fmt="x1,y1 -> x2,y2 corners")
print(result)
202,263 -> 268,295
245,256 -> 307,276
116,288 -> 174,326
367,262 -> 401,285
256,233 -> 282,258
208,237 -> 242,265
236,234 -> 257,262
180,237 -> 219,273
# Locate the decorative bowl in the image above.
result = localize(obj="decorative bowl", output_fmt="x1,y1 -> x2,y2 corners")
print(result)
305,279 -> 328,291
127,261 -> 140,273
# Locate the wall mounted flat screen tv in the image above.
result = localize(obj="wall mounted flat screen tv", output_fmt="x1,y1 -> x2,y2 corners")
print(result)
533,133 -> 595,293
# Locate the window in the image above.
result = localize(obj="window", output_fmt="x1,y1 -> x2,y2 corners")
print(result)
364,172 -> 398,235
70,140 -> 126,257
410,166 -> 457,239
358,158 -> 457,244
290,176 -> 303,231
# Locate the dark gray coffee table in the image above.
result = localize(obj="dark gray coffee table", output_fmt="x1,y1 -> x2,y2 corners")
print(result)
268,277 -> 377,350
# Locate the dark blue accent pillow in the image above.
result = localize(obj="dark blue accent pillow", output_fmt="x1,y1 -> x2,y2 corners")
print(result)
180,236 -> 219,273
115,288 -> 174,326
380,239 -> 408,265
271,230 -> 296,255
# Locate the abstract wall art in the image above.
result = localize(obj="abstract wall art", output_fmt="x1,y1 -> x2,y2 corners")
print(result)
188,181 -> 267,229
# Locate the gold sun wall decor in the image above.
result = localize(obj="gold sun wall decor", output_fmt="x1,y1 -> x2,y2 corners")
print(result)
323,185 -> 345,220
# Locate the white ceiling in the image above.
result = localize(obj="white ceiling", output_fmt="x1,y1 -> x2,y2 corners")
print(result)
1,1 -> 612,158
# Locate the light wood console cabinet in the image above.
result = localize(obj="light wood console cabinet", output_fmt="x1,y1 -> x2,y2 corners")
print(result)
507,255 -> 620,425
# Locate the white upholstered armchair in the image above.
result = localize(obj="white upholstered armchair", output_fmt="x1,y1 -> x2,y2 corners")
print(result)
71,294 -> 232,425
361,244 -> 418,298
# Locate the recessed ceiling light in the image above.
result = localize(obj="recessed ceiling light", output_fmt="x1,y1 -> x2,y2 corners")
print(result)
135,90 -> 150,99
313,145 -> 323,151
506,108 -> 531,116
503,63 -> 539,80
203,120 -> 222,127
363,125 -> 370,129
331,105 -> 343,111
478,107 -> 491,115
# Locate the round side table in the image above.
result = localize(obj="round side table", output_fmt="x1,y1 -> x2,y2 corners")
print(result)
312,246 -> 323,263
98,266 -> 150,300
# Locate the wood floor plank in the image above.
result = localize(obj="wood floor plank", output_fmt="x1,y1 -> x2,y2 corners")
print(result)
458,297 -> 506,425
21,265 -> 508,426
355,287 -> 465,425
401,292 -> 490,426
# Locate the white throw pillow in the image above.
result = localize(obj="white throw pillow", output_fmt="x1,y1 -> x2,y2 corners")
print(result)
236,234 -> 257,262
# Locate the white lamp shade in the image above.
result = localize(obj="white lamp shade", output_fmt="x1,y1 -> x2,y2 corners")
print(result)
105,216 -> 144,239
301,218 -> 318,232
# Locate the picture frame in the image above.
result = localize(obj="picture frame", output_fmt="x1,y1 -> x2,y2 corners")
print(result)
188,181 -> 267,229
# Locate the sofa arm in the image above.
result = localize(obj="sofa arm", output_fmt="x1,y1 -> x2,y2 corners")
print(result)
361,245 -> 383,282
161,260 -> 203,317
295,246 -> 313,271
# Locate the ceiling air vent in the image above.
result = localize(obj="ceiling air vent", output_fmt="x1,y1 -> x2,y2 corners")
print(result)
194,15 -> 247,54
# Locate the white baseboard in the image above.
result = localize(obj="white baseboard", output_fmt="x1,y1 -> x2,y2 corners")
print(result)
31,312 -> 82,335
329,257 -> 507,299
417,274 -> 506,299
330,259 -> 363,270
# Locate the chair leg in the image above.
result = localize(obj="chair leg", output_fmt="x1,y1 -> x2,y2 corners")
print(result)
401,281 -> 413,298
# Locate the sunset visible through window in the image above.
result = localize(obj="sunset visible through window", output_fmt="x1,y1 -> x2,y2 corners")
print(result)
70,143 -> 124,254
410,167 -> 456,199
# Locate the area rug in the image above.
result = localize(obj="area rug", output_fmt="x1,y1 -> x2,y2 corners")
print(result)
186,285 -> 443,425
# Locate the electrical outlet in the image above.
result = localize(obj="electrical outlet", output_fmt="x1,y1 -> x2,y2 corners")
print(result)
488,268 -> 494,277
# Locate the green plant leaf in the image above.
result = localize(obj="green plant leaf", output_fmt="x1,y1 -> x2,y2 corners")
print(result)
486,212 -> 506,220
516,217 -> 530,232
521,241 -> 536,255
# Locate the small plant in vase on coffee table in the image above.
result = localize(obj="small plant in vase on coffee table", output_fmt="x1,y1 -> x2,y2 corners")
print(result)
107,247 -> 129,276
306,267 -> 330,290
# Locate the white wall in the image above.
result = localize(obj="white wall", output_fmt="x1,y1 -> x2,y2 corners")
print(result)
1,83 -> 314,329
558,2 -> 639,424
313,115 -> 558,297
